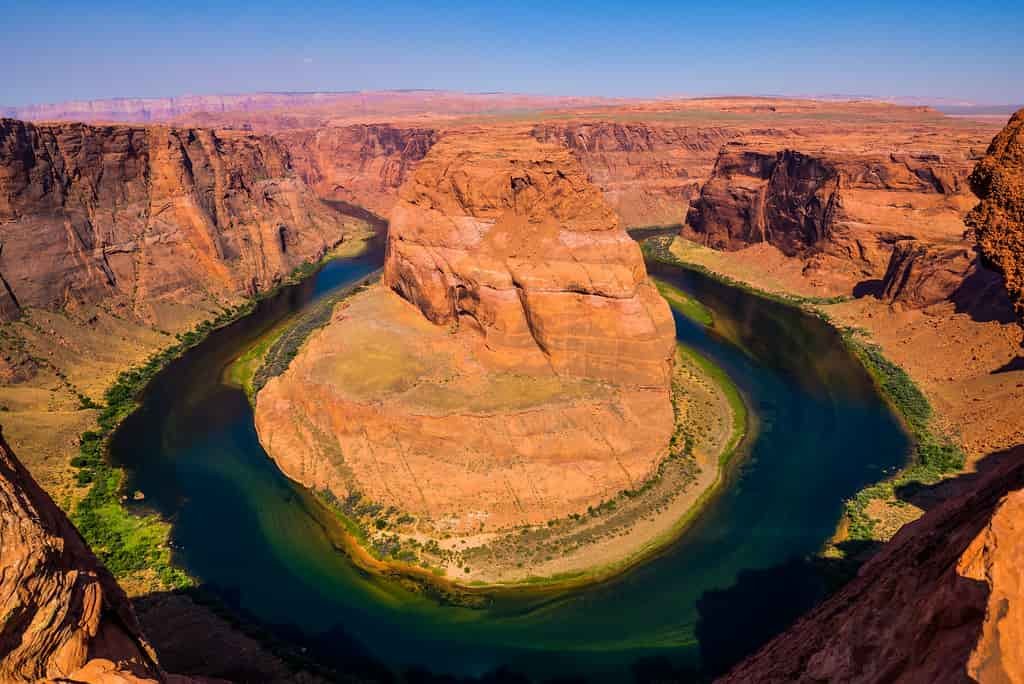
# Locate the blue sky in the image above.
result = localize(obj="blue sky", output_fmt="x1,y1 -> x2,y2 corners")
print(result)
3,0 -> 1021,105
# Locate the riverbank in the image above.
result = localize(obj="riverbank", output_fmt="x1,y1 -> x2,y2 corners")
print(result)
245,272 -> 748,591
10,231 -> 375,596
644,235 -> 994,553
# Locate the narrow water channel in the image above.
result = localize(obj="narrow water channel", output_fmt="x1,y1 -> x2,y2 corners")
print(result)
110,238 -> 909,682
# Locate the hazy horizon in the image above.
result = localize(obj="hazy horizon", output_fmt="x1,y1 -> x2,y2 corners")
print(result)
5,0 -> 1023,107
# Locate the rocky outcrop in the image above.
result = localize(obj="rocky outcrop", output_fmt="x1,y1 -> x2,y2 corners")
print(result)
531,123 -> 738,228
0,427 -> 175,683
383,129 -> 676,387
0,118 -> 357,325
277,124 -> 436,217
684,142 -> 979,291
720,447 -> 1024,683
968,109 -> 1024,326
256,130 -> 676,543
879,239 -> 1011,316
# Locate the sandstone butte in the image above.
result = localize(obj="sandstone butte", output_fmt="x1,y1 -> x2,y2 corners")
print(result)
254,128 -> 684,582
0,427 -> 217,684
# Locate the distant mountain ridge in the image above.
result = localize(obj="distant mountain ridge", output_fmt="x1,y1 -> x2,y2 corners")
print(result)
1,90 -> 621,123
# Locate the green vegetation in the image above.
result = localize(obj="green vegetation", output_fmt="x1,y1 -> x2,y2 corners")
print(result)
655,277 -> 714,326
839,328 -> 965,540
642,236 -> 849,306
70,301 -> 256,589
68,247 -> 348,590
641,234 -> 964,546
251,275 -> 376,396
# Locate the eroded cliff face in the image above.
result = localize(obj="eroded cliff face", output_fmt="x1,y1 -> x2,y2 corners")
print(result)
277,124 -> 437,218
684,142 -> 979,292
968,109 -> 1024,326
383,129 -> 676,386
531,123 -> 738,229
720,448 -> 1024,684
0,428 -> 164,683
256,130 -> 676,542
879,239 -> 1011,315
0,118 -> 357,326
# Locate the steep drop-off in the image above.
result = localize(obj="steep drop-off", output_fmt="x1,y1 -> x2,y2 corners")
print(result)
720,447 -> 1024,684
0,427 -> 204,683
968,108 -> 1024,327
0,118 -> 357,326
255,129 -> 682,582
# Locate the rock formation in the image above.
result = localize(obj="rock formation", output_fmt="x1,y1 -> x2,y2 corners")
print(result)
879,239 -> 1010,314
683,142 -> 979,292
382,129 -> 676,386
531,123 -> 738,228
256,129 -> 676,542
277,124 -> 436,217
0,427 -> 205,683
0,118 -> 357,325
719,447 -> 1024,683
968,108 -> 1024,326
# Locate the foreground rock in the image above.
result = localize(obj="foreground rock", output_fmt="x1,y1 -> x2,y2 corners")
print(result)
969,108 -> 1024,327
256,129 -> 680,582
0,427 -> 211,683
720,447 -> 1024,683
0,118 -> 357,324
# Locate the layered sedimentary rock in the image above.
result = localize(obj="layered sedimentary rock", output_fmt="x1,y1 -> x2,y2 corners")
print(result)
531,123 -> 738,228
0,118 -> 356,325
277,124 -> 437,217
684,142 -> 980,292
382,129 -> 676,386
256,130 -> 676,536
720,448 -> 1024,684
879,239 -> 1010,314
0,427 -> 185,683
968,109 -> 1024,326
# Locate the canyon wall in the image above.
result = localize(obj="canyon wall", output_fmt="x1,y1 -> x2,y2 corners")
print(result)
719,447 -> 1024,684
531,123 -> 738,228
968,108 -> 1024,326
0,427 -> 201,683
683,142 -> 980,292
277,124 -> 437,217
3,91 -> 617,125
0,118 -> 358,326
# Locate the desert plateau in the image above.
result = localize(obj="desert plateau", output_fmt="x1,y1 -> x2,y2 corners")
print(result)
2,3 -> 1023,682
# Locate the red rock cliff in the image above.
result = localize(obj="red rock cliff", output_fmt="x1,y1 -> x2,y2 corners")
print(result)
684,142 -> 978,291
0,427 -> 182,683
277,123 -> 436,218
531,123 -> 738,228
968,109 -> 1024,327
0,118 -> 357,324
720,448 -> 1024,684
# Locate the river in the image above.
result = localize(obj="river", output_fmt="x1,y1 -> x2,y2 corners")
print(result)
109,237 -> 908,682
